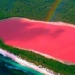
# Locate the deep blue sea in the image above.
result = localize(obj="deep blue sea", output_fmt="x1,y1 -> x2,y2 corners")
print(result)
0,53 -> 44,75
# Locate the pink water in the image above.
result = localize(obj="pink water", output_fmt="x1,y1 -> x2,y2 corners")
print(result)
0,18 -> 75,62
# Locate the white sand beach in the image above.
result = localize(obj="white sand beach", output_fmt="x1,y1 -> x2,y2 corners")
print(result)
0,48 -> 56,75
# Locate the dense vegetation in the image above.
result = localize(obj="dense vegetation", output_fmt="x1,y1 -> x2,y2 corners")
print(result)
0,0 -> 55,20
0,39 -> 75,75
0,0 -> 75,24
51,0 -> 75,24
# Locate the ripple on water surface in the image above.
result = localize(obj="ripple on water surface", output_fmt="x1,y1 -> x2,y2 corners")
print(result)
0,53 -> 44,75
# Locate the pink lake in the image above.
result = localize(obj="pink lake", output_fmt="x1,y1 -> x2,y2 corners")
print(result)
0,17 -> 75,62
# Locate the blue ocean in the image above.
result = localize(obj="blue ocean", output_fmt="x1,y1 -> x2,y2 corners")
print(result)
0,53 -> 44,75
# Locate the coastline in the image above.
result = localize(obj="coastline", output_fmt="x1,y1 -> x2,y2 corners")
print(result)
0,48 -> 56,75
0,17 -> 75,75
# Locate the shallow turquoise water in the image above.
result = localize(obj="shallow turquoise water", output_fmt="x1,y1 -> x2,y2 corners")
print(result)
0,53 -> 44,75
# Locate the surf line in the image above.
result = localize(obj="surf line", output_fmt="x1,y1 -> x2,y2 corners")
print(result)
45,0 -> 62,21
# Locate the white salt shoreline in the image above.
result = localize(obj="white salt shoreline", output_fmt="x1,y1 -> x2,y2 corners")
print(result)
0,48 -> 56,75
0,17 -> 75,27
15,46 -> 75,65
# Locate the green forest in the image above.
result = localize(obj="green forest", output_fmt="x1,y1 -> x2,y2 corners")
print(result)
0,0 -> 55,20
0,38 -> 75,75
0,0 -> 75,24
51,0 -> 75,24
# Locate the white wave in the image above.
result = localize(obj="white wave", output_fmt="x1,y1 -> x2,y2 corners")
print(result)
0,52 -> 6,56
5,64 -> 29,74
0,48 -> 57,75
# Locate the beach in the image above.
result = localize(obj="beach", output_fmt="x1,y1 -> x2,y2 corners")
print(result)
0,48 -> 56,75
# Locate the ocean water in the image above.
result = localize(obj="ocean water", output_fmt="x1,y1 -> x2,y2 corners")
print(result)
0,53 -> 44,75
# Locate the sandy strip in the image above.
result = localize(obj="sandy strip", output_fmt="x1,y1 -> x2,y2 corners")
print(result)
0,17 -> 75,27
0,48 -> 57,75
10,17 -> 75,26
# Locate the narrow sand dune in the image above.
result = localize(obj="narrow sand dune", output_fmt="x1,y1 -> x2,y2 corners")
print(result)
0,17 -> 75,62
